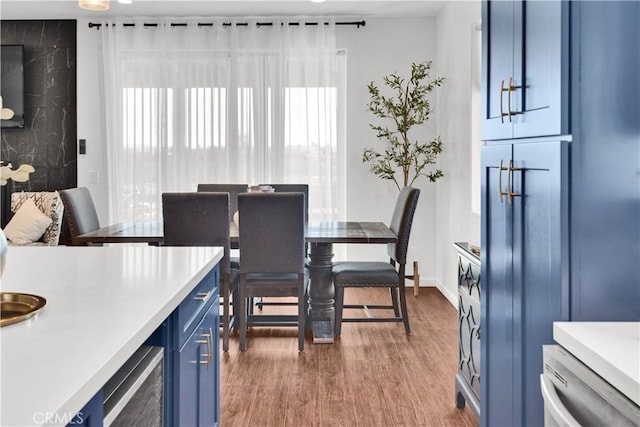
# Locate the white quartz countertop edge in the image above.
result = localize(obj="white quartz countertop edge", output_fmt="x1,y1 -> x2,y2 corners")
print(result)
553,322 -> 640,406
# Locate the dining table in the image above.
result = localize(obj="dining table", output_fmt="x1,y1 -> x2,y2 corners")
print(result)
76,221 -> 397,344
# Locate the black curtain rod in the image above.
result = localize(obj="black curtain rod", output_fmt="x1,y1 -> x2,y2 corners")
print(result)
88,20 -> 365,29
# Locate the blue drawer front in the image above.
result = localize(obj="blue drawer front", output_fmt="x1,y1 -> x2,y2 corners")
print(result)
177,266 -> 219,348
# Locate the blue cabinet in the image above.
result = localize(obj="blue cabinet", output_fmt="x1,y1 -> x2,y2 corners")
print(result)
481,141 -> 569,426
481,1 -> 640,425
147,265 -> 220,427
481,0 -> 568,141
568,1 -> 640,322
177,300 -> 220,427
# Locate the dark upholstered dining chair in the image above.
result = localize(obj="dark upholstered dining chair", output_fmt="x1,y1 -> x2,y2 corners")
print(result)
259,184 -> 309,223
197,184 -> 248,219
197,184 -> 248,267
332,186 -> 420,336
162,192 -> 239,352
237,192 -> 308,351
59,187 -> 101,246
254,184 -> 309,311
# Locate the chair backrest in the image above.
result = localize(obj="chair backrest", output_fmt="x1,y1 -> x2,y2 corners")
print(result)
238,192 -> 305,274
58,187 -> 100,246
387,186 -> 421,264
162,192 -> 231,274
197,184 -> 248,219
10,191 -> 64,245
260,184 -> 309,223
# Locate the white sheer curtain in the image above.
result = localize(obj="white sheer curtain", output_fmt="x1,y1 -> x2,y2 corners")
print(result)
101,18 -> 346,223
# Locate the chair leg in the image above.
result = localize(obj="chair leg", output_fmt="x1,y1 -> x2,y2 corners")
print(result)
222,279 -> 230,352
390,286 -> 400,317
413,260 -> 420,297
239,286 -> 248,351
334,286 -> 345,337
231,286 -> 240,333
399,281 -> 411,334
298,286 -> 305,351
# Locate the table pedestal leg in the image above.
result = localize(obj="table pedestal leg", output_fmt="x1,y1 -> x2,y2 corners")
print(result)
307,242 -> 334,344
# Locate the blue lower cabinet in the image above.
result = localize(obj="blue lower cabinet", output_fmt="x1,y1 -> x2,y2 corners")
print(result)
146,265 -> 220,427
177,300 -> 220,427
201,302 -> 220,426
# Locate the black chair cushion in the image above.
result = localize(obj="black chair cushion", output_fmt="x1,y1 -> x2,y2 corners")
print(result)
245,269 -> 309,288
333,261 -> 399,287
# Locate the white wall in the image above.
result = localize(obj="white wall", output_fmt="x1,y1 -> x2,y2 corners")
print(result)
335,18 -> 439,286
77,20 -> 108,225
435,1 -> 482,305
76,12 -> 481,298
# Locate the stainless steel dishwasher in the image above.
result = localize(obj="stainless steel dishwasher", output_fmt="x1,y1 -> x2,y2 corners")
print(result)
103,345 -> 164,427
541,345 -> 640,427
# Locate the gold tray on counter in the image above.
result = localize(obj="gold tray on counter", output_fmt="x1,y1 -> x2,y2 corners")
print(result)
0,292 -> 47,327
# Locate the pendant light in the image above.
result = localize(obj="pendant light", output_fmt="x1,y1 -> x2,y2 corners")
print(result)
78,0 -> 110,11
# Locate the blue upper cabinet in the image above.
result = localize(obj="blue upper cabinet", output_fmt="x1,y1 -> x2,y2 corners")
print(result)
482,0 -> 569,141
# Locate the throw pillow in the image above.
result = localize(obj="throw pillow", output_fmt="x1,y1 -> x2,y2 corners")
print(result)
3,199 -> 53,244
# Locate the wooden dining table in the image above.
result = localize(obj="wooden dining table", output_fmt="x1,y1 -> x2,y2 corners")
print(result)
76,221 -> 397,344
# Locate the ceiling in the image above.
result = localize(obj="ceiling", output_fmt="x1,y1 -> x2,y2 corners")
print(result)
0,0 -> 448,20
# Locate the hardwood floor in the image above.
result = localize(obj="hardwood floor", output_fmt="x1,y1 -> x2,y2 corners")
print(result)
220,287 -> 478,427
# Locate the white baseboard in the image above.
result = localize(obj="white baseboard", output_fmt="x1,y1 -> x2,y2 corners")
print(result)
405,278 -> 457,309
404,277 -> 437,288
435,279 -> 458,308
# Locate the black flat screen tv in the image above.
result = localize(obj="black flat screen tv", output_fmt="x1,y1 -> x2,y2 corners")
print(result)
1,45 -> 25,128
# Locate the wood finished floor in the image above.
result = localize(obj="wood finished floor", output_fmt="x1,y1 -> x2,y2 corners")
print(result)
220,287 -> 478,427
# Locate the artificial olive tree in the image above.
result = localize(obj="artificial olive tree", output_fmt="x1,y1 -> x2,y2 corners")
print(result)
363,61 -> 444,191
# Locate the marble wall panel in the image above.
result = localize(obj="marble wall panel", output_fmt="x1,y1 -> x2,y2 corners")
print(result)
0,20 -> 77,226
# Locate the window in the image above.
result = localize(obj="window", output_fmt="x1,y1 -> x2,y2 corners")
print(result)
103,23 -> 345,224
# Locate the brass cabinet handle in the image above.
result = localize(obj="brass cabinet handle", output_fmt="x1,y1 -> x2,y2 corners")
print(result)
498,160 -> 511,203
195,291 -> 210,302
506,77 -> 522,122
498,159 -> 522,204
199,329 -> 213,368
507,160 -> 521,204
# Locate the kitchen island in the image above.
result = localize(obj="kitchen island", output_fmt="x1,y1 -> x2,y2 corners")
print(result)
0,245 -> 223,427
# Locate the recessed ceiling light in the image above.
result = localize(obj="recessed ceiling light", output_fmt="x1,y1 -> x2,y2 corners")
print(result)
311,0 -> 326,3
117,0 -> 133,4
78,0 -> 110,11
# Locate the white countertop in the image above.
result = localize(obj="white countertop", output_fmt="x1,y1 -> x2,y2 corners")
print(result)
0,245 -> 223,427
554,322 -> 640,406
